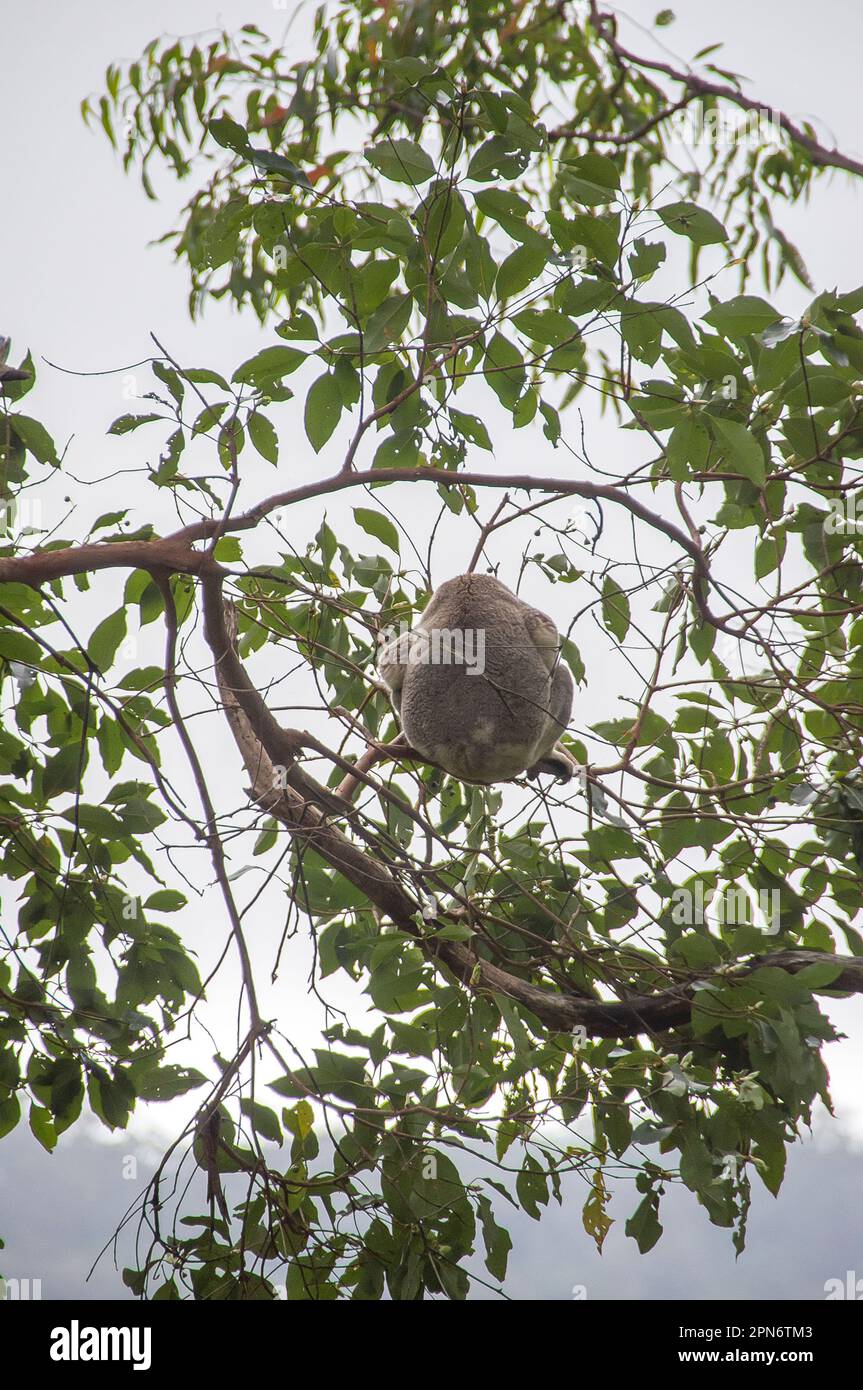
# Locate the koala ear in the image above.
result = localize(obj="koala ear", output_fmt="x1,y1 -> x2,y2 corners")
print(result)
377,632 -> 408,708
524,608 -> 561,674
377,629 -> 431,714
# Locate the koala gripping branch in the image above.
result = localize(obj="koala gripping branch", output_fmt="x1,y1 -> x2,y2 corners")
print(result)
198,574 -> 863,1041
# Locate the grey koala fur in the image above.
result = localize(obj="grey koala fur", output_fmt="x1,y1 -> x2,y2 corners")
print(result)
378,572 -> 576,785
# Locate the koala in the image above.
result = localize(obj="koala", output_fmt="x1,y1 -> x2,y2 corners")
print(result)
377,572 -> 576,785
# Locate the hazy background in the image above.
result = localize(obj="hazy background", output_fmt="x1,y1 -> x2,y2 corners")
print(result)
1,0 -> 862,1300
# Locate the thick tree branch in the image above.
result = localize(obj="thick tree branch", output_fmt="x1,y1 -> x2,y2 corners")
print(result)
0,537 -> 221,586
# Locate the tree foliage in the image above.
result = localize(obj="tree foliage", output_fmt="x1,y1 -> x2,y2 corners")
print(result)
2,1 -> 863,1298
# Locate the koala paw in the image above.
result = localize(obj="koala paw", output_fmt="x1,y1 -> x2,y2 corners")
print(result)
526,745 -> 578,784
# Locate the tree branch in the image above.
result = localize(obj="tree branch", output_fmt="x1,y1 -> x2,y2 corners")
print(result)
579,1 -> 863,180
0,537 -> 221,586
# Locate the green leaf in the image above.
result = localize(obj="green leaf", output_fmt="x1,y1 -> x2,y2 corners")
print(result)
464,231 -> 497,299
657,201 -> 728,245
667,415 -> 710,479
192,402 -> 228,436
449,408 -> 492,451
424,184 -> 466,259
365,139 -> 436,185
144,890 -> 187,912
272,1050 -> 369,1103
97,718 -> 124,776
703,296 -> 781,338
66,804 -> 125,839
44,744 -> 85,798
248,411 -> 279,464
630,380 -> 686,430
183,367 -> 231,389
495,242 -> 549,300
108,413 -> 163,434
384,56 -> 438,83
794,961 -> 844,989
477,1196 -> 513,1281
628,238 -> 666,280
152,359 -> 184,405
11,415 -> 58,465
625,1193 -> 663,1252
0,350 -> 35,402
601,576 -> 631,642
559,211 -> 621,266
354,507 -> 400,553
304,373 -> 343,452
132,1064 -> 208,1102
29,1103 -> 57,1153
0,1094 -> 21,1140
200,198 -> 250,270
539,399 -> 562,444
569,153 -> 620,189
118,664 -> 164,690
89,608 -> 127,671
710,417 -> 767,486
483,332 -> 525,410
473,188 -> 531,238
466,136 -> 529,182
363,294 -> 413,353
351,259 -> 400,316
373,429 -> 420,469
0,628 -> 43,664
208,115 -> 249,152
516,1154 -> 548,1219
245,148 -> 312,186
233,345 -> 306,386
564,152 -> 621,205
89,510 -> 129,534
240,1098 -> 283,1143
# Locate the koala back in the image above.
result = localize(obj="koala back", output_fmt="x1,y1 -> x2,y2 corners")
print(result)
396,573 -> 569,783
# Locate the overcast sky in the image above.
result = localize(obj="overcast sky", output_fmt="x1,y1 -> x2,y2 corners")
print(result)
2,1 -> 863,1300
